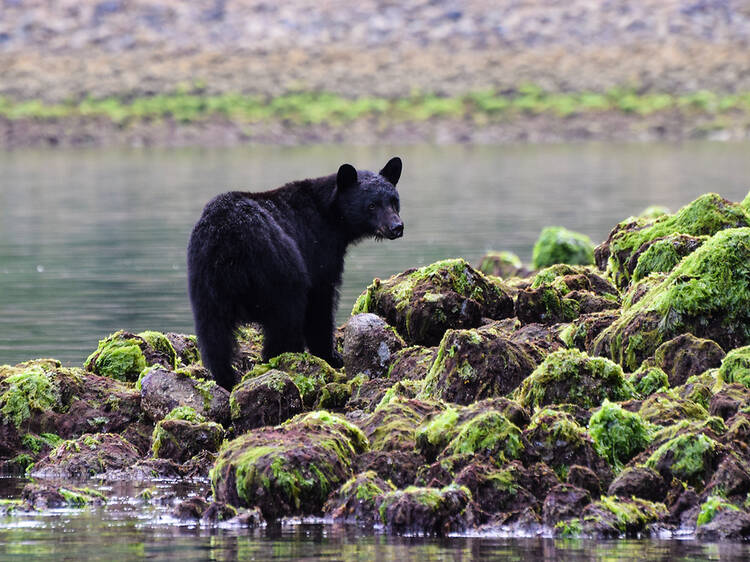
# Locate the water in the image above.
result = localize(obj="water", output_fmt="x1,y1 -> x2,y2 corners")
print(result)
1,142 -> 750,367
2,142 -> 750,557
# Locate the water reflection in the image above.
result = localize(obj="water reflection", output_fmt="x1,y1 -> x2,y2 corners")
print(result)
1,143 -> 750,366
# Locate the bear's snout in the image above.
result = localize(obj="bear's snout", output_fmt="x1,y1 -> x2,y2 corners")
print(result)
387,220 -> 404,239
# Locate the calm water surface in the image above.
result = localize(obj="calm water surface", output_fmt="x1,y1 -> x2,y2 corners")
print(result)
2,143 -> 750,557
1,142 -> 750,366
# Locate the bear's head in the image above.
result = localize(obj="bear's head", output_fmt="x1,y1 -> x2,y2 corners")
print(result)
335,157 -> 403,241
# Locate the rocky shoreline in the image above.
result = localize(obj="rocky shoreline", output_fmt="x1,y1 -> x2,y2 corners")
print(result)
2,191 -> 750,540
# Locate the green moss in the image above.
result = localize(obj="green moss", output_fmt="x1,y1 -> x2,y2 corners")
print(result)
338,471 -> 395,504
21,432 -> 62,454
586,496 -> 668,533
375,380 -> 423,410
515,348 -> 634,410
587,400 -> 653,471
639,205 -> 670,219
645,433 -> 719,486
0,366 -> 60,427
638,392 -> 709,425
163,405 -> 207,423
697,495 -> 740,526
555,518 -> 583,537
442,411 -> 523,463
85,331 -> 147,382
718,346 -> 750,388
137,330 -> 177,369
285,410 -> 369,456
650,417 -> 727,445
628,366 -> 669,397
527,409 -> 588,449
631,235 -> 707,283
415,407 -> 461,459
478,251 -> 523,276
59,487 -> 106,507
598,228 -> 750,370
378,485 -> 470,524
532,226 -> 595,269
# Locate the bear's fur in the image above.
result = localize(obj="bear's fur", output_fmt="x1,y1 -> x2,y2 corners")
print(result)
187,157 -> 403,390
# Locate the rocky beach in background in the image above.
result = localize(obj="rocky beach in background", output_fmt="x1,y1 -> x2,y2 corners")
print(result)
2,0 -> 750,147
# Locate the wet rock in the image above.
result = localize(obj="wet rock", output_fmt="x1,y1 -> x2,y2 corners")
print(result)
627,366 -> 669,397
231,506 -> 266,527
415,398 -> 529,463
201,502 -> 238,524
644,334 -> 725,388
666,484 -> 700,526
703,455 -> 750,499
515,348 -> 634,411
645,432 -> 724,489
357,398 -> 441,452
352,258 -> 514,346
522,409 -> 612,486
695,503 -> 750,540
377,485 -> 473,535
587,400 -> 652,471
345,378 -> 393,412
594,228 -> 750,371
630,234 -> 707,284
454,460 -> 539,517
437,410 -> 525,464
718,345 -> 750,387
506,322 -> 566,359
140,367 -> 230,425
323,470 -> 395,524
580,496 -> 668,538
21,483 -> 66,509
542,483 -> 591,526
477,251 -> 528,279
561,310 -> 619,354
415,454 -> 475,488
709,383 -> 750,421
353,450 -> 423,489
387,346 -> 437,382
233,325 -> 264,375
211,411 -> 367,519
30,433 -> 141,479
532,226 -> 595,269
566,465 -> 602,498
420,325 -> 538,405
607,466 -> 668,502
85,330 -> 176,382
230,369 -> 303,433
174,497 -> 209,520
638,392 -> 709,426
151,409 -> 225,463
596,193 -> 749,289
165,332 -> 201,367
342,313 -> 406,378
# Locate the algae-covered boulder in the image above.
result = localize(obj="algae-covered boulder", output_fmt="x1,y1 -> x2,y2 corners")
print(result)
477,250 -> 527,279
607,466 -> 668,502
322,470 -> 396,524
560,310 -> 620,354
587,400 -> 652,471
377,485 -> 474,535
420,325 -> 538,405
386,346 -> 437,382
523,409 -> 611,484
596,193 -> 750,288
580,496 -> 668,538
230,370 -> 303,433
165,333 -> 201,367
645,432 -> 723,489
514,349 -> 635,411
140,367 -> 230,425
151,407 -> 225,463
438,411 -> 524,464
719,346 -> 750,388
342,313 -> 405,378
532,226 -> 595,270
695,502 -> 750,540
595,228 -> 750,371
85,330 -> 177,382
210,411 -> 367,519
630,234 -> 707,283
627,366 -> 669,397
352,258 -> 514,346
637,392 -> 709,426
357,397 -> 441,452
30,433 -> 141,479
542,483 -> 592,526
644,334 -> 725,388
453,460 -> 542,517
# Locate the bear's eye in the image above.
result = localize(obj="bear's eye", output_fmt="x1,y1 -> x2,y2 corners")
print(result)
368,203 -> 376,211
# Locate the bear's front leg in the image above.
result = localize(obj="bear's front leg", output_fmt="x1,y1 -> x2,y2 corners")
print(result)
304,285 -> 343,368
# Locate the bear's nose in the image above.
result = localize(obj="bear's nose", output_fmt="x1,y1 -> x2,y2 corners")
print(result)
390,222 -> 404,239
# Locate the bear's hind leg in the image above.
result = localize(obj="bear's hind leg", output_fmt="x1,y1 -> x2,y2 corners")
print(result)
196,316 -> 238,391
261,299 -> 306,361
304,284 -> 343,368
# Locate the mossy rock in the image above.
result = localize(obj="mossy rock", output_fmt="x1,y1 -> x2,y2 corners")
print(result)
386,346 -> 437,382
596,193 -> 750,288
342,313 -> 406,379
627,366 -> 669,397
523,409 -> 611,484
351,258 -> 514,346
645,333 -> 725,388
514,349 -> 634,411
247,352 -> 343,408
593,228 -> 750,371
560,310 -> 620,354
210,411 -> 367,519
322,470 -> 396,524
151,416 -> 225,463
85,330 -> 177,382
0,363 -> 62,428
718,346 -> 750,388
630,234 -> 707,284
357,397 -> 442,452
375,379 -> 424,410
230,369 -> 303,433
580,496 -> 668,538
439,411 -> 524,464
532,226 -> 595,270
419,325 -> 538,405
477,250 -> 527,279
674,370 -> 719,410
377,485 -> 473,535
29,433 -> 141,479
587,400 -> 652,471
637,392 -> 709,426
165,333 -> 201,367
607,466 -> 669,503
645,432 -> 723,489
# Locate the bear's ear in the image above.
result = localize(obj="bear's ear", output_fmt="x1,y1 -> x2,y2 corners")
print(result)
337,163 -> 358,190
380,157 -> 402,186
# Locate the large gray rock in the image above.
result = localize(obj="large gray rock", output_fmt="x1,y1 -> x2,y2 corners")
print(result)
342,313 -> 405,378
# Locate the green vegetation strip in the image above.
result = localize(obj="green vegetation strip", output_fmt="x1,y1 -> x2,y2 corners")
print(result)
2,86 -> 750,124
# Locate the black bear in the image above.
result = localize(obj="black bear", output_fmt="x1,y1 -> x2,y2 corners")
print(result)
187,157 -> 403,390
